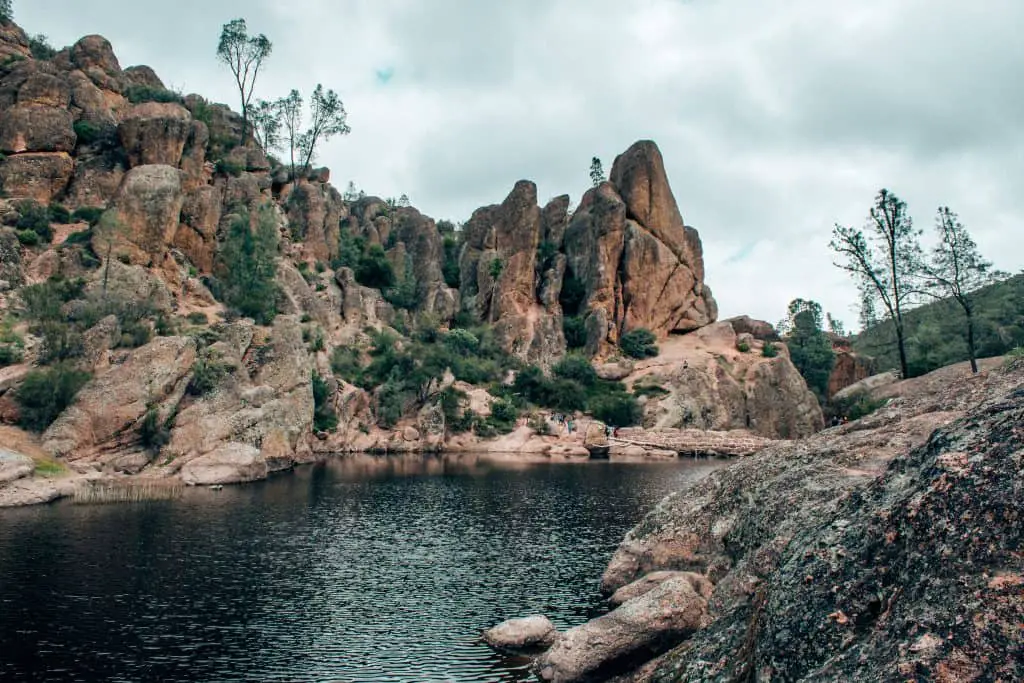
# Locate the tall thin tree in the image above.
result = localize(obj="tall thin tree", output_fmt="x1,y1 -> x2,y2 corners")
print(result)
0,0 -> 13,24
297,84 -> 351,177
216,19 -> 272,145
277,89 -> 304,184
830,189 -> 922,379
921,207 -> 1004,373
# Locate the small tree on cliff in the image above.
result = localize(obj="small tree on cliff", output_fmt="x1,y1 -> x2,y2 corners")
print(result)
219,204 -> 280,324
830,189 -> 923,379
921,207 -> 1005,373
589,157 -> 605,187
216,19 -> 272,145
783,299 -> 835,401
277,85 -> 351,187
95,210 -> 127,299
250,98 -> 281,155
0,0 -> 13,24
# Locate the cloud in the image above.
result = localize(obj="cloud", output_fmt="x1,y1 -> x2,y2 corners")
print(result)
15,0 -> 1024,329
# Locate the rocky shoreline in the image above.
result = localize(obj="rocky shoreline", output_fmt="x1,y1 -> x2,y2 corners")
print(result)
483,357 -> 1024,682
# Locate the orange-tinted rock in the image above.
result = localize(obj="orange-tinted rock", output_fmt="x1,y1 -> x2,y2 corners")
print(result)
828,349 -> 876,398
0,152 -> 74,204
175,185 -> 222,272
0,104 -> 76,154
123,65 -> 164,91
16,71 -> 71,108
117,102 -> 192,167
107,164 -> 184,266
64,152 -> 124,208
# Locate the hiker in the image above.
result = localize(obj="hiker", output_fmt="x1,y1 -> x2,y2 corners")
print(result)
841,415 -> 850,425
613,426 -> 620,438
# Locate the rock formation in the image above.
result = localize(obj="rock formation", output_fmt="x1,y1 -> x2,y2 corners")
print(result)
0,17 -> 826,495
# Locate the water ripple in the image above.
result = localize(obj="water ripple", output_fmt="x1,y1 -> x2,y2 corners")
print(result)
0,455 -> 724,682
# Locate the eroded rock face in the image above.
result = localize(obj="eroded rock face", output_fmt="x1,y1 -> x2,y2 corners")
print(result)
0,104 -> 76,154
0,151 -> 74,203
612,360 -> 1024,682
633,323 -> 823,439
42,336 -> 198,461
0,227 -> 24,291
179,443 -> 266,486
828,348 -> 876,398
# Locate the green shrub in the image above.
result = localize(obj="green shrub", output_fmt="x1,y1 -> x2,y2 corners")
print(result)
563,315 -> 587,350
444,328 -> 480,355
737,341 -> 751,353
355,244 -> 395,289
19,277 -> 86,322
331,346 -> 363,384
37,321 -> 84,363
72,120 -> 106,145
442,235 -> 461,288
62,228 -> 93,246
15,363 -> 91,432
71,207 -> 105,225
829,392 -> 889,422
553,354 -> 598,387
218,205 -> 280,325
187,355 -> 230,396
589,393 -> 642,427
154,314 -> 175,336
620,328 -> 659,359
28,34 -> 56,60
15,229 -> 39,246
488,398 -> 519,431
14,200 -> 52,242
47,203 -> 70,224
215,158 -> 245,177
139,405 -> 170,451
118,319 -> 152,348
312,372 -> 338,432
186,311 -> 208,326
307,327 -> 325,353
762,342 -> 779,358
125,84 -> 184,104
0,343 -> 23,366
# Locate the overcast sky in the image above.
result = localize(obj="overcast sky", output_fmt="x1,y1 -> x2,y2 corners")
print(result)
15,0 -> 1024,329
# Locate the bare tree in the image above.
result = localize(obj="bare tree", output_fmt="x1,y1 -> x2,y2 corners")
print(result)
830,189 -> 922,379
921,207 -> 1005,373
96,210 -> 125,299
216,19 -> 272,145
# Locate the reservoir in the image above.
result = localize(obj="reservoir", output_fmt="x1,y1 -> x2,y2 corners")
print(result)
0,454 -> 723,682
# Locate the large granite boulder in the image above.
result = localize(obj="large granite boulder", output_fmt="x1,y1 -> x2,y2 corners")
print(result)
117,102 -> 193,168
483,615 -> 559,654
535,576 -> 709,682
106,164 -> 184,266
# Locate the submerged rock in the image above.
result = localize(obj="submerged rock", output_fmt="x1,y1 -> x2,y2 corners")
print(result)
482,615 -> 559,653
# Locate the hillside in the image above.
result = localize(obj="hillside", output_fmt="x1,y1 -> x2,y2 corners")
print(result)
853,273 -> 1024,377
0,19 -> 825,501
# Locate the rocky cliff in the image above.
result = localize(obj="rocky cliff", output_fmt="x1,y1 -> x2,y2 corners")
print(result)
0,19 -> 824,495
518,357 -> 1023,682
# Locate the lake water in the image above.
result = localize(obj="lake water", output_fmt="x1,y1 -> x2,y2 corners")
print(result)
0,454 -> 724,682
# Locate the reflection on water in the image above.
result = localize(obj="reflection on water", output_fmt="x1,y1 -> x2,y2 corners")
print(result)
0,454 -> 725,682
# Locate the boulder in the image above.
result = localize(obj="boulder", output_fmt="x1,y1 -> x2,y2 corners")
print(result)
608,571 -> 713,606
483,616 -> 559,653
0,104 -> 76,154
0,152 -> 74,204
107,164 -> 184,265
534,576 -> 708,682
286,180 -> 343,262
68,35 -> 124,92
16,71 -> 71,108
117,102 -> 192,167
64,151 -> 125,208
123,65 -> 165,91
0,448 -> 34,485
726,315 -> 779,341
0,20 -> 30,62
42,336 -> 197,459
179,443 -> 266,486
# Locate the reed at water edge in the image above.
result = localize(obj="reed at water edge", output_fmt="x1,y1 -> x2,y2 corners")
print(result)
72,478 -> 184,504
